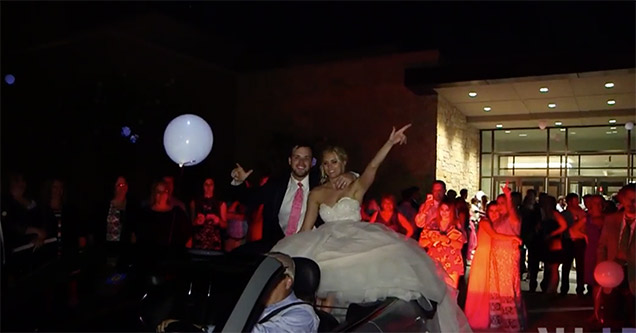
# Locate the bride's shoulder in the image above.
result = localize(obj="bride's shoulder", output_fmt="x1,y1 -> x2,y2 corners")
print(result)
313,183 -> 332,192
309,185 -> 329,199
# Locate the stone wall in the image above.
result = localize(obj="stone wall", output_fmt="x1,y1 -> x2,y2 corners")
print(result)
235,51 -> 440,199
436,96 -> 480,197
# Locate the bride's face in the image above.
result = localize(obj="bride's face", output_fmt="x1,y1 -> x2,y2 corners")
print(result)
322,151 -> 346,179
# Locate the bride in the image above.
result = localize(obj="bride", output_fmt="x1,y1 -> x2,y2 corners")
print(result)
272,124 -> 471,332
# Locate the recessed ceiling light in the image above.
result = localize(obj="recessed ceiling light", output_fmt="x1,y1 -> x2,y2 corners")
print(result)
519,133 -> 528,137
555,121 -> 563,126
560,128 -> 566,132
607,99 -> 616,105
539,87 -> 549,93
610,126 -> 617,130
496,124 -> 503,128
505,130 -> 511,134
468,91 -> 477,98
571,132 -> 576,135
609,119 -> 617,124
605,82 -> 615,89
483,106 -> 492,112
606,131 -> 613,134
612,130 -> 618,134
548,103 -> 557,108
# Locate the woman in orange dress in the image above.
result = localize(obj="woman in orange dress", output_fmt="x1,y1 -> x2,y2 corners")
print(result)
465,182 -> 526,332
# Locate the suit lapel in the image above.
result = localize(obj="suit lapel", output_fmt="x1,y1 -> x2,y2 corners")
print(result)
273,177 -> 288,218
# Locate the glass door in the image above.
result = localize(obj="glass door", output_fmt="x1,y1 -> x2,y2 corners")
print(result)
493,177 -> 518,197
493,176 -> 548,197
568,177 -> 598,198
520,177 -> 546,196
568,177 -> 628,199
598,178 -> 629,199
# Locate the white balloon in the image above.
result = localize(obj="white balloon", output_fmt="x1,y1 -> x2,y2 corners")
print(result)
625,122 -> 634,130
163,114 -> 213,167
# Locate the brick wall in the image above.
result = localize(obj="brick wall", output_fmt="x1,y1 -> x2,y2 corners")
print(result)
436,95 -> 480,197
235,51 -> 440,199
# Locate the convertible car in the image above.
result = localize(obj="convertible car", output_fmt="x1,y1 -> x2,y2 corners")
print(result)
143,249 -> 441,332
2,246 -> 441,332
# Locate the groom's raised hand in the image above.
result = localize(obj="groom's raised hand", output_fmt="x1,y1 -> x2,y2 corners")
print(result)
231,163 -> 253,184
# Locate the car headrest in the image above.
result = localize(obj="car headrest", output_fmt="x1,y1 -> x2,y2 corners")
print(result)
292,257 -> 320,301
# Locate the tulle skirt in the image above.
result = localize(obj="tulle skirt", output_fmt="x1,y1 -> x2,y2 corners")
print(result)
272,220 -> 471,332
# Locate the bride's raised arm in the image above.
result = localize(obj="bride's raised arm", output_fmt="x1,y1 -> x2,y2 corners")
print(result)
356,124 -> 411,194
300,190 -> 321,232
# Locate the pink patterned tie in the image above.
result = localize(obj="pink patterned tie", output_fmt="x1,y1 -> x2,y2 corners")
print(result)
286,182 -> 304,236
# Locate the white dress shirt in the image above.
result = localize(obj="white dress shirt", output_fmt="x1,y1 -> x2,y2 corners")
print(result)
278,175 -> 311,234
204,292 -> 319,333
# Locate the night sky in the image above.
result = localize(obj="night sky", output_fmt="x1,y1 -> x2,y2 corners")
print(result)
1,1 -> 634,213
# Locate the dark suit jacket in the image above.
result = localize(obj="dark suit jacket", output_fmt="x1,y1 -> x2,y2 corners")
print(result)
597,210 -> 636,294
232,170 -> 321,248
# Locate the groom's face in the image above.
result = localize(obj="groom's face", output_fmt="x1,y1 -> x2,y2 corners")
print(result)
289,146 -> 312,180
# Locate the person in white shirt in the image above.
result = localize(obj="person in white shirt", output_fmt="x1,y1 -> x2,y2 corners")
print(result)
415,180 -> 447,241
157,252 -> 320,333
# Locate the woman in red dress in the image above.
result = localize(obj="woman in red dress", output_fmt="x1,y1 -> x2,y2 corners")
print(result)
419,197 -> 466,288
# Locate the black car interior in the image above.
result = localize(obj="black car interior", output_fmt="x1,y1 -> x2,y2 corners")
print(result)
139,253 -> 438,333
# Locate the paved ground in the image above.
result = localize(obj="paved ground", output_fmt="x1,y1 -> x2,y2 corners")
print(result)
518,269 -> 607,333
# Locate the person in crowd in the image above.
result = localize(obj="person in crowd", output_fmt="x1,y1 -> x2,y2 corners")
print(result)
1,172 -> 44,256
157,252 -> 320,333
465,185 -> 526,332
469,197 -> 481,223
596,184 -> 635,328
1,171 -> 48,329
225,200 -> 248,252
398,186 -> 420,230
560,193 -> 588,296
447,189 -> 458,200
583,194 -> 604,295
456,195 -> 471,267
480,194 -> 489,216
369,194 -> 414,238
520,189 -> 543,292
460,189 -> 469,202
230,143 -> 357,253
360,198 -> 379,222
135,180 -> 191,266
603,199 -> 618,214
556,195 -> 567,213
93,175 -> 138,269
419,197 -> 466,288
415,180 -> 447,235
189,177 -> 227,251
40,178 -> 84,264
466,197 -> 481,264
245,175 -> 270,243
539,195 -> 568,294
39,178 -> 86,314
272,125 -> 470,332
163,175 -> 187,214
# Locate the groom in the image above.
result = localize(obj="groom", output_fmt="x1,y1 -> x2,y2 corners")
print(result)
230,143 -> 356,254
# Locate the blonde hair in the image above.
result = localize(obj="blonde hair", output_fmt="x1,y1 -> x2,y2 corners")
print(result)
320,146 -> 349,183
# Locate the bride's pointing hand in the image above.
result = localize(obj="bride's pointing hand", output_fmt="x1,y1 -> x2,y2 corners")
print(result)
388,124 -> 412,146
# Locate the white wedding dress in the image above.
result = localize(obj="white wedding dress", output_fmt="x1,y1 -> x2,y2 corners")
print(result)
272,197 -> 471,332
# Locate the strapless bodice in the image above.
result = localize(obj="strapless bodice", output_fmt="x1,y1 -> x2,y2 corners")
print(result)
319,197 -> 361,223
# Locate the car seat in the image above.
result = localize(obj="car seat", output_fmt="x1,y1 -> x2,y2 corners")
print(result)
292,257 -> 339,332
